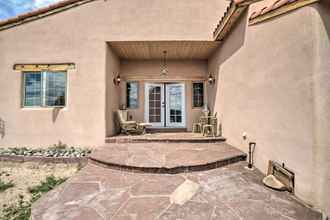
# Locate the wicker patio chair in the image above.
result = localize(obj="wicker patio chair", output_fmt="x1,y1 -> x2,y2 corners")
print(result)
193,116 -> 208,133
116,110 -> 150,135
202,113 -> 218,137
210,115 -> 218,136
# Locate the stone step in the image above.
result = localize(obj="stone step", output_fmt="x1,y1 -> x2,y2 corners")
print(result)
89,142 -> 247,174
146,128 -> 187,133
105,135 -> 226,143
89,154 -> 247,174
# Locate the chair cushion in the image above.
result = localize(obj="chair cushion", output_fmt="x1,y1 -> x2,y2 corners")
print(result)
138,123 -> 152,127
122,121 -> 136,124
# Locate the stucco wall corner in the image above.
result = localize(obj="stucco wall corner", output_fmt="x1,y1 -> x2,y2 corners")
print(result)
310,2 -> 330,217
207,4 -> 324,209
105,44 -> 121,137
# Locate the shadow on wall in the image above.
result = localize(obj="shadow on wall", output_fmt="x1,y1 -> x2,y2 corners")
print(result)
105,44 -> 121,137
314,2 -> 330,218
208,9 -> 248,111
113,110 -> 120,134
52,107 -> 62,123
319,1 -> 330,40
0,117 -> 5,138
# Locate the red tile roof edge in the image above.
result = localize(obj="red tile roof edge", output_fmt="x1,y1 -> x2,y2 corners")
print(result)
213,0 -> 262,40
250,0 -> 297,20
249,0 -> 319,24
0,0 -> 97,31
234,0 -> 261,6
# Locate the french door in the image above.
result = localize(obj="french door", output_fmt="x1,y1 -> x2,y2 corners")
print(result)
145,83 -> 185,128
145,83 -> 164,127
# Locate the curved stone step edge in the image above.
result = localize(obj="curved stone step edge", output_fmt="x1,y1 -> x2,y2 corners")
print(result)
88,154 -> 247,174
105,137 -> 227,144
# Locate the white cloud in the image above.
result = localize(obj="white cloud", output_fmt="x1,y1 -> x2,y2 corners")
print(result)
33,0 -> 60,8
0,0 -> 60,20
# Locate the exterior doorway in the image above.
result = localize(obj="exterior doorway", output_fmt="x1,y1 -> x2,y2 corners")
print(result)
145,83 -> 186,128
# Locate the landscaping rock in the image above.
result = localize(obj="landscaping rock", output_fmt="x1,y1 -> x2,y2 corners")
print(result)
0,146 -> 91,158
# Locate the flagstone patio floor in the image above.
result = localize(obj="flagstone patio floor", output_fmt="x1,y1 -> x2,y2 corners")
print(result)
31,161 -> 321,220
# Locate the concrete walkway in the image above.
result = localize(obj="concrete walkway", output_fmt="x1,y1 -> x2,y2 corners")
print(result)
31,161 -> 321,220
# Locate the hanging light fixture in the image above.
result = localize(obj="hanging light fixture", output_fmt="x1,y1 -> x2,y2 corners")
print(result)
161,50 -> 168,76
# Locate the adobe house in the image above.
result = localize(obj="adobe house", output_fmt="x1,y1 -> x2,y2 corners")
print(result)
0,0 -> 329,217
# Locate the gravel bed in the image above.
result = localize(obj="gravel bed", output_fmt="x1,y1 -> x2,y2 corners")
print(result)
0,146 -> 91,158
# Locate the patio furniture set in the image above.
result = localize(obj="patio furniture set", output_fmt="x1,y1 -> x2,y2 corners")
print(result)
116,109 -> 219,136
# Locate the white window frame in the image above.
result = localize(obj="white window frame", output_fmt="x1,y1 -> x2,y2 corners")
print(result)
192,81 -> 205,108
126,81 -> 139,109
22,71 -> 67,108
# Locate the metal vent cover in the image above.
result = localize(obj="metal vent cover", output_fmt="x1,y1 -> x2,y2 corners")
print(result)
267,160 -> 295,192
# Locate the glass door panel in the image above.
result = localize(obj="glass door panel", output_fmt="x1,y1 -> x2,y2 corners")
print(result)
166,83 -> 185,127
145,83 -> 164,127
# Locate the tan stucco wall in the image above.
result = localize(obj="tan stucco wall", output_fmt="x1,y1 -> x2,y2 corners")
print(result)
0,0 -> 226,146
119,60 -> 207,131
207,4 -> 330,215
105,45 -> 121,137
0,34 -> 107,147
312,2 -> 330,217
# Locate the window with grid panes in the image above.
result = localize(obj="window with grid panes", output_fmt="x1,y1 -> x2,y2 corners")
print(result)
192,82 -> 204,108
23,71 -> 67,107
126,82 -> 139,108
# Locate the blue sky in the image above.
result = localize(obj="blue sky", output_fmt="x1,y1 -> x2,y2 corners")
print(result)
0,0 -> 60,20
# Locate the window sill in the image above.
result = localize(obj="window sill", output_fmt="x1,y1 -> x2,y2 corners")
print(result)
21,107 -> 67,111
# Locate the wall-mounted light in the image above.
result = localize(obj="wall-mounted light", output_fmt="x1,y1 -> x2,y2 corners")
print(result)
113,74 -> 121,86
208,73 -> 215,85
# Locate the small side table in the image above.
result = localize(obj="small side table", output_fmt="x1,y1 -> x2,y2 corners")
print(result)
192,123 -> 202,133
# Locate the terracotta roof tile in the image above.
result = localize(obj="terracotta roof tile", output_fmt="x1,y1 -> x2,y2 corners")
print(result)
0,0 -> 96,31
249,0 -> 318,24
233,0 -> 263,5
213,0 -> 263,40
233,0 -> 251,4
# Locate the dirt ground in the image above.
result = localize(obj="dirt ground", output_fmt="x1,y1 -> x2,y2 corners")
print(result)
0,161 -> 80,216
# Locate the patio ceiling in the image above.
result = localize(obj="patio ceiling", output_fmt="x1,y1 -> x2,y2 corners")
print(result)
108,41 -> 220,60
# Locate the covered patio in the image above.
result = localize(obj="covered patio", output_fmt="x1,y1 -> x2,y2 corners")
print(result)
106,41 -> 221,137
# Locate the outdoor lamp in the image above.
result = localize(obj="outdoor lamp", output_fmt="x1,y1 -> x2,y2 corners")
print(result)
208,73 -> 215,84
113,74 -> 121,86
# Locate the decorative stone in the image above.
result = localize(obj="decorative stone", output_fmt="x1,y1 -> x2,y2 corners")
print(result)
262,174 -> 287,191
170,179 -> 200,205
0,146 -> 91,158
